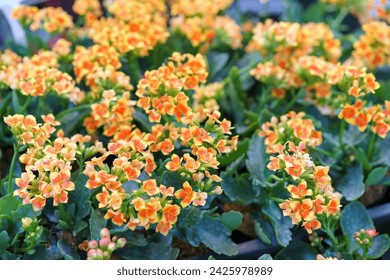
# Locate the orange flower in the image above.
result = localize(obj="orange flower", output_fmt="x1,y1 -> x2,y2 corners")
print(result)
142,179 -> 160,196
162,204 -> 180,224
175,182 -> 196,208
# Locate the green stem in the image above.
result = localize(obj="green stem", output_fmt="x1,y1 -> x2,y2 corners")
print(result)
55,104 -> 92,120
8,143 -> 21,194
367,133 -> 377,160
339,120 -> 346,150
331,8 -> 348,30
312,147 -> 333,157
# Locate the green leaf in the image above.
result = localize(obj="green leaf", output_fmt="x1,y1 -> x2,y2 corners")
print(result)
23,244 -> 62,260
275,241 -> 317,260
352,147 -> 372,171
206,52 -> 229,80
89,208 -> 107,241
262,200 -> 293,247
0,231 -> 10,253
110,228 -> 147,246
221,155 -> 245,178
72,220 -> 88,235
365,167 -> 388,186
221,174 -> 259,205
335,163 -> 365,201
246,135 -> 268,186
366,234 -> 390,259
258,254 -> 273,260
218,139 -> 249,166
340,201 -> 374,253
254,220 -> 272,246
117,235 -> 179,260
0,195 -> 20,216
179,208 -> 238,256
69,173 -> 91,221
161,171 -> 186,191
57,240 -> 80,260
220,211 -> 243,231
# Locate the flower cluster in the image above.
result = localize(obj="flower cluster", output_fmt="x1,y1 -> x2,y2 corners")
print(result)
82,53 -> 237,235
87,0 -> 169,57
12,5 -> 73,34
4,114 -> 101,211
353,21 -> 390,69
86,228 -> 126,260
170,0 -> 241,51
259,112 -> 341,234
73,44 -> 132,97
247,20 -> 341,64
1,51 -> 79,99
271,142 -> 341,233
259,112 -> 323,153
192,82 -> 224,112
84,90 -> 136,141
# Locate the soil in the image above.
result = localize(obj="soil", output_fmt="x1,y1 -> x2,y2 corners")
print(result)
359,186 -> 387,206
222,203 -> 259,239
172,238 -> 210,259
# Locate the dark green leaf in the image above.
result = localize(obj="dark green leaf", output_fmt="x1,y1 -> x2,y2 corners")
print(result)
258,254 -> 273,260
366,234 -> 390,259
23,244 -> 62,260
70,173 -> 91,221
89,208 -> 107,240
161,171 -> 186,190
72,220 -> 88,235
246,135 -> 267,186
220,211 -> 243,231
262,200 -> 293,247
218,139 -> 249,166
178,206 -> 203,229
0,195 -> 20,216
117,235 -> 179,260
340,201 -> 374,253
221,174 -> 259,205
179,210 -> 238,256
335,163 -> 365,201
275,241 -> 317,260
207,52 -> 229,80
0,231 -> 10,253
365,167 -> 388,186
110,228 -> 147,246
57,240 -> 80,260
254,221 -> 272,246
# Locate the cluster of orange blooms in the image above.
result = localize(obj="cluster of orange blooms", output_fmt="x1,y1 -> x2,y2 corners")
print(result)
248,19 -> 387,137
259,111 -> 323,154
260,112 -> 341,234
1,50 -> 79,99
81,53 -> 237,235
192,82 -> 224,112
247,20 -> 341,64
12,5 -> 73,33
73,44 -> 132,98
84,90 -> 136,141
170,0 -> 241,51
353,21 -> 390,69
248,20 -> 341,100
87,0 -> 169,57
4,114 -> 101,211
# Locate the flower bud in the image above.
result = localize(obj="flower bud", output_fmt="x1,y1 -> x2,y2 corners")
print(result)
366,229 -> 378,238
87,249 -> 98,260
88,240 -> 98,249
22,217 -> 33,229
107,242 -> 116,253
103,251 -> 110,259
100,228 -> 111,239
116,237 -> 127,248
99,237 -> 110,249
